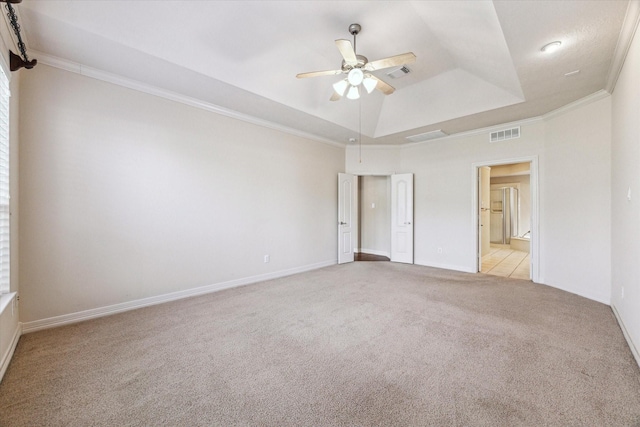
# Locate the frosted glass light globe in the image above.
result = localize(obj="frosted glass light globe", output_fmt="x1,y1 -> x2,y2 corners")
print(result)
347,68 -> 364,86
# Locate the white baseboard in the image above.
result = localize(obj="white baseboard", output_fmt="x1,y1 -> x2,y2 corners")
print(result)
536,280 -> 610,305
0,321 -> 21,383
22,259 -> 336,334
611,303 -> 640,369
413,261 -> 610,305
414,259 -> 477,274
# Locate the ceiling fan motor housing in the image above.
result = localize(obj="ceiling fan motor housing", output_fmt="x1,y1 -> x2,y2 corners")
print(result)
341,54 -> 368,72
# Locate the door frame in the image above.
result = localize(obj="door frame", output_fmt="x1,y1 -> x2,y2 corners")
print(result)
342,172 -> 414,264
338,173 -> 357,264
472,156 -> 539,282
390,173 -> 414,264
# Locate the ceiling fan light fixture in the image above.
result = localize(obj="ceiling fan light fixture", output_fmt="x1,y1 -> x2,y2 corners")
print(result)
541,41 -> 562,53
346,85 -> 360,100
362,75 -> 377,94
333,79 -> 349,96
296,24 -> 410,101
347,68 -> 364,86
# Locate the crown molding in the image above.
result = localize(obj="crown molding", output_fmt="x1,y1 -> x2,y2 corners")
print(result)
30,50 -> 346,149
606,0 -> 640,93
396,90 -> 611,148
399,116 -> 543,148
541,89 -> 610,121
347,144 -> 401,150
29,49 -> 613,151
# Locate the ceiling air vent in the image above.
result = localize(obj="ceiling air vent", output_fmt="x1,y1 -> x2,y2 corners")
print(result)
490,126 -> 520,143
387,66 -> 411,79
406,129 -> 448,143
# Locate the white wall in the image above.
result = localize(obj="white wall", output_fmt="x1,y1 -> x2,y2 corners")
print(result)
354,121 -> 545,274
542,98 -> 611,303
611,20 -> 640,362
345,145 -> 401,175
18,64 -> 344,324
347,95 -> 612,303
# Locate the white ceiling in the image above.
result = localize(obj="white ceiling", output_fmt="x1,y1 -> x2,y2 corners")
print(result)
13,0 -> 631,145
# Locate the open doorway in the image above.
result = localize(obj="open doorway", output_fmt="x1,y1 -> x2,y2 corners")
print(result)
356,176 -> 391,261
338,173 -> 414,264
475,158 -> 539,282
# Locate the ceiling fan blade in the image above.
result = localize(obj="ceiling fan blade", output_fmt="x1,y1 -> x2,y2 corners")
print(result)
330,91 -> 342,101
370,75 -> 395,95
335,39 -> 358,66
296,69 -> 343,79
365,52 -> 416,71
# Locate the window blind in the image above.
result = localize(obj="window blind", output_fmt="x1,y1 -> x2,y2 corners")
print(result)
0,66 -> 9,294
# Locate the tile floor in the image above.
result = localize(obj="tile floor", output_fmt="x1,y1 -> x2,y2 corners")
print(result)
481,244 -> 530,280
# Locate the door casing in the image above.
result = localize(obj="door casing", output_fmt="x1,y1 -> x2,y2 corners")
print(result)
339,173 -> 414,265
472,157 -> 539,282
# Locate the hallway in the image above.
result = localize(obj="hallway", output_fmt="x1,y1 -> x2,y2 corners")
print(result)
482,244 -> 530,280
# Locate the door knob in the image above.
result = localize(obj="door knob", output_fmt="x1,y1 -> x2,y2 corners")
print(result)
405,221 -> 411,225
339,221 -> 347,225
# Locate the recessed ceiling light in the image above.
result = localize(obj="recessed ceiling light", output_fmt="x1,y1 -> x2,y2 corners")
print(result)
541,41 -> 562,53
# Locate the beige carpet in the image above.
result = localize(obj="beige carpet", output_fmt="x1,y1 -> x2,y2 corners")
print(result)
1,262 -> 640,426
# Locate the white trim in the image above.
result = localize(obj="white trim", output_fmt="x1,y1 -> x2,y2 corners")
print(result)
542,90 -> 610,121
472,156 -> 540,283
31,51 -> 345,149
30,51 -> 612,150
606,0 -> 640,93
0,292 -> 20,383
414,259 -> 476,274
21,259 -> 336,334
611,303 -> 640,369
347,171 -> 397,177
0,43 -> 10,82
400,90 -> 610,148
401,116 -> 543,148
541,282 -> 610,306
352,144 -> 403,151
0,291 -> 15,314
0,318 -> 20,383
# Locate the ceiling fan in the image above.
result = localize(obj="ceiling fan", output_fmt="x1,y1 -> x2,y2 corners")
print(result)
296,23 -> 416,101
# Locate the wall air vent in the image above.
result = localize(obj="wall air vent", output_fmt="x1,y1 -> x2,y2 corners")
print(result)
387,66 -> 411,79
490,126 -> 520,143
406,129 -> 448,143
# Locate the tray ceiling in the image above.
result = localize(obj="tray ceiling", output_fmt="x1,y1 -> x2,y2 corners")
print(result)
14,0 -> 631,145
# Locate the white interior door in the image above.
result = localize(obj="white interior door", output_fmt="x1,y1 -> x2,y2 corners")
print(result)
338,173 -> 356,264
391,173 -> 414,264
479,166 -> 491,268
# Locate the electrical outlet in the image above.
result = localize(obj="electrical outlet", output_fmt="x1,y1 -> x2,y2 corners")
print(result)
437,247 -> 443,254
264,255 -> 270,263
